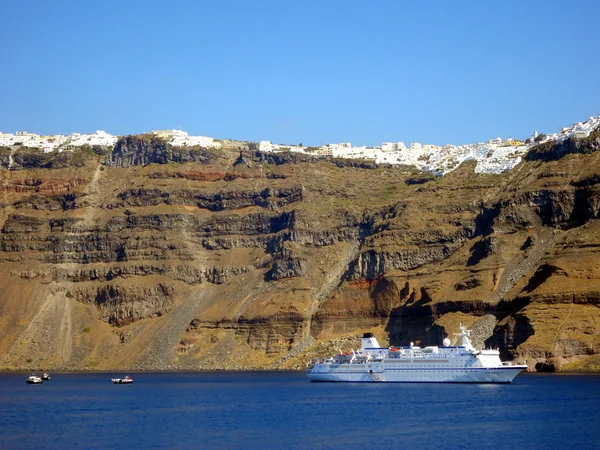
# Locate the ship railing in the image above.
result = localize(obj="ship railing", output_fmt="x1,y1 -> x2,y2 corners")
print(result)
306,358 -> 327,369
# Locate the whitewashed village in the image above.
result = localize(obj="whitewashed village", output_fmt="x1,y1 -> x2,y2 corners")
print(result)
1,114 -> 598,175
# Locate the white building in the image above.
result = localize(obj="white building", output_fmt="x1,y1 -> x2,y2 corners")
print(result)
327,142 -> 352,157
327,143 -> 379,159
288,145 -> 306,153
410,142 -> 423,152
381,142 -> 396,152
153,129 -> 220,149
259,141 -> 278,152
152,129 -> 188,140
0,132 -> 15,147
381,142 -> 407,152
15,133 -> 41,148
62,130 -> 118,150
423,144 -> 442,152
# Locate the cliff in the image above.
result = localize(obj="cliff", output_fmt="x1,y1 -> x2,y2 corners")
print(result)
1,131 -> 600,372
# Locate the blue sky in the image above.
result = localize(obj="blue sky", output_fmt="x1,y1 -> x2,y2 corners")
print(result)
1,0 -> 599,146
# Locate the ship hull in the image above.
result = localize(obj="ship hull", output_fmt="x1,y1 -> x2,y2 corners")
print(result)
306,365 -> 527,383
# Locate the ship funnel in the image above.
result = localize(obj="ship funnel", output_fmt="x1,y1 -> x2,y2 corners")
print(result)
361,333 -> 380,350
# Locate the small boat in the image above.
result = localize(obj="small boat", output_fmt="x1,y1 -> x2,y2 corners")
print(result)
111,376 -> 133,384
42,373 -> 50,381
26,375 -> 43,384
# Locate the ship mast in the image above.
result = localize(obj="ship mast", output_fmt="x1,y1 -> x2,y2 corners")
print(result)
454,323 -> 475,350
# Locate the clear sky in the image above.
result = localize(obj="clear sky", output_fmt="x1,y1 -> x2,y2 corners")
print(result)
1,0 -> 599,146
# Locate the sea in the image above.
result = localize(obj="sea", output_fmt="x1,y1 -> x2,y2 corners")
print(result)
1,371 -> 599,450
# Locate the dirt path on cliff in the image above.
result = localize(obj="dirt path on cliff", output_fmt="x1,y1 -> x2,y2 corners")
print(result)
138,286 -> 217,369
7,148 -> 15,170
308,240 -> 361,316
75,161 -> 105,230
487,228 -> 558,304
58,296 -> 74,363
273,240 -> 361,367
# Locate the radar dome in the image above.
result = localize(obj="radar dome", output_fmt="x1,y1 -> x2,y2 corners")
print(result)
443,338 -> 451,346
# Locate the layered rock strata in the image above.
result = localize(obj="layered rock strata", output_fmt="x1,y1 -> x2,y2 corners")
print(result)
1,131 -> 600,372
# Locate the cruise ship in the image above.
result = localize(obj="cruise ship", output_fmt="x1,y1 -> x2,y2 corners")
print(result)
306,325 -> 527,383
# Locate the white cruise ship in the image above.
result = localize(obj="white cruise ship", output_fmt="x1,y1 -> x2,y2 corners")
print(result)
306,325 -> 527,383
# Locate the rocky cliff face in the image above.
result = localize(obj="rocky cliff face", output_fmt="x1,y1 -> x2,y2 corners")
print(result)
1,132 -> 600,372
106,135 -> 220,168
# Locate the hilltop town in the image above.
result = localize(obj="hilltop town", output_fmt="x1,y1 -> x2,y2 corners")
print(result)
1,114 -> 599,175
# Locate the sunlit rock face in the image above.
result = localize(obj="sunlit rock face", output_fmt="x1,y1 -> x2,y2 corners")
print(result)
1,129 -> 600,373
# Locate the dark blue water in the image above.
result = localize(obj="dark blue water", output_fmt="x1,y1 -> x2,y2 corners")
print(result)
1,372 -> 599,449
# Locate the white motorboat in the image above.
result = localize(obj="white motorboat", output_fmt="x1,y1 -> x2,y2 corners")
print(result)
26,375 -> 43,384
111,376 -> 133,384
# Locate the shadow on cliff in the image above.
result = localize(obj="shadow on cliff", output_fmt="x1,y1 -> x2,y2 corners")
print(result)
383,281 -> 445,347
484,265 -> 562,360
381,276 -> 537,356
385,304 -> 446,347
